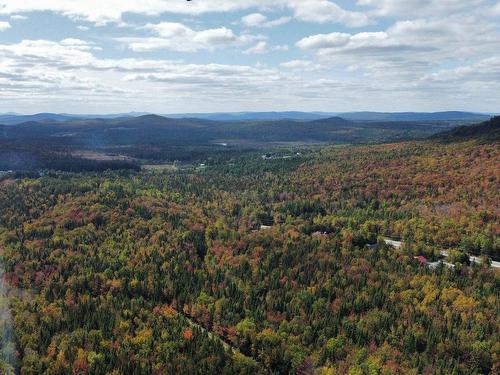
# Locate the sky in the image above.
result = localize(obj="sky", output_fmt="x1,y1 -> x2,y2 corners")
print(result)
0,0 -> 499,114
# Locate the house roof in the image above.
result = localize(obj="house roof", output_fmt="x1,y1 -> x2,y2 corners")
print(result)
414,255 -> 427,264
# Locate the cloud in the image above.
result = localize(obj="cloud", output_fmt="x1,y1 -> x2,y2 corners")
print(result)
294,13 -> 500,105
0,0 -> 369,27
10,15 -> 27,20
1,1 -> 499,113
0,39 -> 180,73
289,0 -> 370,26
357,0 -> 486,17
0,40 -> 131,102
297,33 -> 351,49
1,36 -> 498,113
297,15 -> 500,62
243,41 -> 267,55
492,2 -> 500,15
273,45 -> 289,51
122,63 -> 280,87
280,59 -> 321,71
0,38 -> 370,113
0,38 -> 287,109
241,13 -> 291,28
280,60 -> 312,69
297,30 -> 413,56
0,21 -> 11,31
421,56 -> 500,83
60,38 -> 94,47
242,13 -> 266,27
119,22 -> 259,52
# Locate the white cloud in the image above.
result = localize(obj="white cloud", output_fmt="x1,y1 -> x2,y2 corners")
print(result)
421,56 -> 500,83
280,59 -> 321,71
60,38 -> 93,47
289,0 -> 370,26
119,22 -> 259,52
0,39 -> 180,73
10,15 -> 27,20
357,0 -> 485,17
280,60 -> 312,69
0,0 -> 369,27
242,13 -> 267,27
243,41 -> 267,54
273,44 -> 289,51
241,13 -> 291,28
0,38 -> 364,113
298,16 -> 500,62
192,27 -> 237,45
122,63 -> 280,87
265,16 -> 292,27
1,37 -> 499,113
0,21 -> 11,31
0,2 -> 499,113
0,38 -> 309,112
492,2 -> 500,15
0,40 -> 134,104
297,32 -> 351,49
295,13 -> 500,104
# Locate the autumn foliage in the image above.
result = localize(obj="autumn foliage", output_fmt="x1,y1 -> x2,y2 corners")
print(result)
0,138 -> 498,374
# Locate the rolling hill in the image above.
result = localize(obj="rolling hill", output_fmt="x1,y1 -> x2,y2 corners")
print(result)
1,114 -> 464,146
0,111 -> 492,125
338,111 -> 491,122
430,116 -> 500,143
163,111 -> 334,121
0,114 -> 486,172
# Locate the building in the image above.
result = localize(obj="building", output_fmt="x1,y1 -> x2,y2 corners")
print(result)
413,255 -> 428,264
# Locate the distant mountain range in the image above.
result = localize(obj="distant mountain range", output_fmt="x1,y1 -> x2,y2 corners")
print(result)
163,111 -> 335,121
0,112 -> 149,125
1,114 -> 494,172
0,111 -> 491,125
338,111 -> 491,122
0,113 -> 80,125
0,114 -> 470,148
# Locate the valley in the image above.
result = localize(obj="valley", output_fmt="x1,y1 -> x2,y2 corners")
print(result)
0,117 -> 498,374
0,113 -> 485,173
2,1 -> 499,373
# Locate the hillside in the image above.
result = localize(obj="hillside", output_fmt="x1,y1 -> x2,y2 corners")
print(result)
164,111 -> 333,121
0,113 -> 83,125
0,135 -> 498,374
338,111 -> 490,122
431,116 -> 500,143
0,115 -> 469,172
0,112 -> 150,125
2,115 -> 457,145
1,111 -> 491,124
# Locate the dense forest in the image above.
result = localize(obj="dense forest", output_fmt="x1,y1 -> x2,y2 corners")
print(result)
0,124 -> 498,374
0,115 -> 472,172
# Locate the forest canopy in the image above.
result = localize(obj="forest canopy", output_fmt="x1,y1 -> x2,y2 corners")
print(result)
0,133 -> 498,374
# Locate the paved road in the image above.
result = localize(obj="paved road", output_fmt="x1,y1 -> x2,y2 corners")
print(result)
382,239 -> 499,269
439,250 -> 500,268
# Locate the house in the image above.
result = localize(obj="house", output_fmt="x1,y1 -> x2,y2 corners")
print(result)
427,261 -> 441,270
414,255 -> 428,264
442,261 -> 456,269
311,231 -> 328,238
427,260 -> 455,270
384,238 -> 402,248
